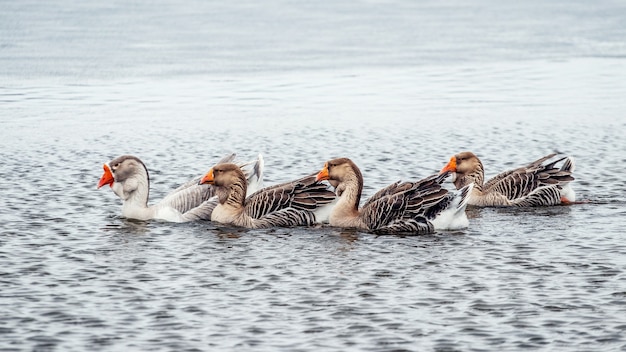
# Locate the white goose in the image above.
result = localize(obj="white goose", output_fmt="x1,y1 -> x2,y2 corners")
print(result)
439,151 -> 576,207
199,163 -> 336,228
316,157 -> 473,234
97,154 -> 263,222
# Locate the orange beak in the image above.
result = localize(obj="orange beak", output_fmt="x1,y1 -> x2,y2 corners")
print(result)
97,164 -> 114,189
440,156 -> 457,174
199,168 -> 215,185
316,163 -> 330,181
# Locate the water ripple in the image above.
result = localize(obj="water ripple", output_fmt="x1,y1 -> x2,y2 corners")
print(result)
2,32 -> 626,352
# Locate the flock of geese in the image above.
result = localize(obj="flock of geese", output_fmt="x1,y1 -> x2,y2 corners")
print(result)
97,152 -> 576,234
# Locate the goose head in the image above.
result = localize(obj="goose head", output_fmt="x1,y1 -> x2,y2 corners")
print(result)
199,163 -> 246,204
316,157 -> 363,200
199,163 -> 245,187
97,155 -> 150,202
440,151 -> 482,187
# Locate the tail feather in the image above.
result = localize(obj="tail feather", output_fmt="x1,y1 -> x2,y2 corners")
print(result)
558,157 -> 575,202
241,154 -> 264,196
217,153 -> 237,164
456,183 -> 474,213
435,171 -> 451,184
430,183 -> 473,230
560,157 -> 575,173
527,153 -> 558,168
543,155 -> 568,170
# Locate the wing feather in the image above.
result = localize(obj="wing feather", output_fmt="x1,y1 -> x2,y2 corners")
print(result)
252,208 -> 318,228
360,174 -> 450,231
244,173 -> 335,220
511,185 -> 562,206
483,154 -> 575,201
180,198 -> 219,221
159,183 -> 215,214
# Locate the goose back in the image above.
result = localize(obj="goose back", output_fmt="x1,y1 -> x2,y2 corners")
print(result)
204,164 -> 336,228
483,154 -> 575,205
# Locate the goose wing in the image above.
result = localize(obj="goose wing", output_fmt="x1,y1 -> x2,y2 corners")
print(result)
179,199 -> 219,222
483,153 -> 574,201
482,153 -> 555,191
159,184 -> 217,215
249,208 -> 319,228
510,185 -> 562,207
362,173 -> 446,208
244,173 -> 335,219
371,179 -> 473,234
361,181 -> 409,208
373,218 -> 435,235
360,176 -> 448,230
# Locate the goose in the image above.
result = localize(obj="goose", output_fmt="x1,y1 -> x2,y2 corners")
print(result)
439,151 -> 576,207
199,163 -> 336,228
97,154 -> 264,222
315,158 -> 473,234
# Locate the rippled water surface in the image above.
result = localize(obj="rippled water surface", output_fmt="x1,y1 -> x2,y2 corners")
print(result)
2,1 -> 626,351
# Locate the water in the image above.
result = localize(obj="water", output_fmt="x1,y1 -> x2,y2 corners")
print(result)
1,0 -> 626,351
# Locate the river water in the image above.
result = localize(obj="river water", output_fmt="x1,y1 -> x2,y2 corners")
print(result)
1,1 -> 626,351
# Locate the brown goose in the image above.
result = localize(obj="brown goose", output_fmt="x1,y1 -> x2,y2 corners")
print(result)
199,163 -> 336,228
97,154 -> 263,222
439,151 -> 576,207
316,158 -> 473,234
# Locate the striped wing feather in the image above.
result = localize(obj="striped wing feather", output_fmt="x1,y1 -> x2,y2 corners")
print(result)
362,173 -> 447,208
252,208 -> 318,228
180,199 -> 219,222
360,175 -> 450,231
511,186 -> 562,207
374,217 -> 435,235
361,191 -> 411,229
160,184 -> 216,214
483,154 -> 574,202
482,153 -> 555,191
362,181 -> 410,208
244,173 -> 335,219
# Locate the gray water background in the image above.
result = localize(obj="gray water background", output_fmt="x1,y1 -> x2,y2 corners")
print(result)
1,0 -> 626,351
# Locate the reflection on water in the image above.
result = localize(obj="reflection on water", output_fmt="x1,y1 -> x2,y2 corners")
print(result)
337,229 -> 360,243
331,228 -> 361,252
1,0 -> 626,351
